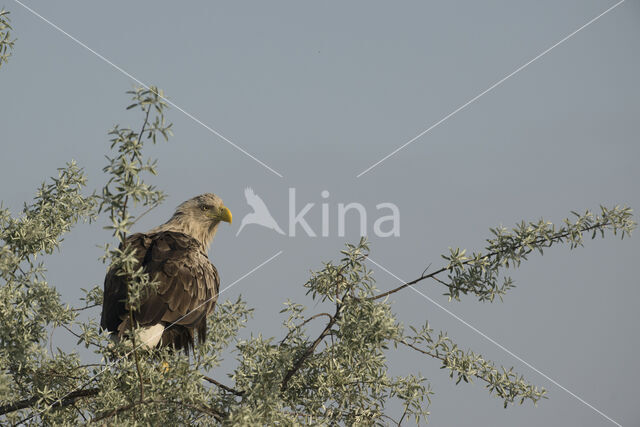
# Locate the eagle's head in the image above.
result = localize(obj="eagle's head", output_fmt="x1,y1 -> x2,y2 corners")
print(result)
159,193 -> 232,249
175,193 -> 233,225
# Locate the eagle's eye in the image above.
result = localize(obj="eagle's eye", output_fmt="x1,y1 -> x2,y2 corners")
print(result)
201,205 -> 209,211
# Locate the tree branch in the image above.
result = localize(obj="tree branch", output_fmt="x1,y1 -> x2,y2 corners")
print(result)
117,101 -> 152,242
0,387 -> 99,416
128,311 -> 145,403
279,312 -> 333,346
202,375 -> 244,396
369,221 -> 610,301
117,95 -> 155,406
280,261 -> 361,393
280,315 -> 337,392
71,303 -> 101,312
88,398 -> 223,424
89,401 -> 139,424
281,298 -> 347,392
60,324 -> 103,349
397,338 -> 494,387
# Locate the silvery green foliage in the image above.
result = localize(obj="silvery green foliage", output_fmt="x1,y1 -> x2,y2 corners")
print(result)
100,86 -> 172,311
0,9 -> 14,70
0,163 -> 96,424
405,323 -> 544,408
441,207 -> 636,302
226,240 -> 432,425
100,86 -> 171,235
0,81 -> 637,424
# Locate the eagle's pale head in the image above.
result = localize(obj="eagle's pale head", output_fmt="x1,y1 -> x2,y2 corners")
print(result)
175,193 -> 232,224
155,193 -> 232,249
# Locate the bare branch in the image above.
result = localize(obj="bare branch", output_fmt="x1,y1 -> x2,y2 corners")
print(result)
72,303 -> 100,312
202,375 -> 244,396
0,388 -> 99,416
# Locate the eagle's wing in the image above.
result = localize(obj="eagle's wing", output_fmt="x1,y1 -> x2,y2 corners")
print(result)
101,231 -> 219,347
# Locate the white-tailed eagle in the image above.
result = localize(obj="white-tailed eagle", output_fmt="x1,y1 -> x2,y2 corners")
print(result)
100,193 -> 232,352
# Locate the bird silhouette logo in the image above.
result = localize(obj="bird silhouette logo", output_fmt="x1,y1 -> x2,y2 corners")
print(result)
236,187 -> 285,236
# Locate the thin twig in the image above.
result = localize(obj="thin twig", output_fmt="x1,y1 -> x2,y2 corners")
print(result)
431,275 -> 448,286
202,375 -> 243,396
280,314 -> 337,392
279,312 -> 333,346
397,338 -> 494,390
61,323 -> 105,350
128,311 -> 145,403
397,339 -> 445,362
369,221 -> 610,301
397,406 -> 408,426
72,402 -> 89,422
381,413 -> 401,426
49,325 -> 55,357
88,401 -> 138,424
118,104 -> 154,405
281,293 -> 349,392
118,102 -> 152,242
421,263 -> 432,278
72,303 -> 100,312
280,260 -> 362,392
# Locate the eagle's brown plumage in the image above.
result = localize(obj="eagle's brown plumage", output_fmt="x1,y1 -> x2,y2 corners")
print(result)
100,193 -> 232,352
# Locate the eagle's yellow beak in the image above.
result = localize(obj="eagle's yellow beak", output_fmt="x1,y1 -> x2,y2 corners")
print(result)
219,206 -> 232,224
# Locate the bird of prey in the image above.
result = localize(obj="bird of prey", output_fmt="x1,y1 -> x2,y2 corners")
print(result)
100,193 -> 232,352
236,187 -> 284,236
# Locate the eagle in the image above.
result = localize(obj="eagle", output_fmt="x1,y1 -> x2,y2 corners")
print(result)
100,193 -> 232,352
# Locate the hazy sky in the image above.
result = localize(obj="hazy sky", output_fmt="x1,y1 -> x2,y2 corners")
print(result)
1,1 -> 639,425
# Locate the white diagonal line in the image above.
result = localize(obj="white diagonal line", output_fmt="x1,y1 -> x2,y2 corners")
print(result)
217,250 -> 282,295
12,0 -> 284,178
366,257 -> 623,427
23,250 -> 283,424
357,0 -> 625,178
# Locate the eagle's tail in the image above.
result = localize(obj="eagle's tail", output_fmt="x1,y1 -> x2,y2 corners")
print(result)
160,325 -> 196,354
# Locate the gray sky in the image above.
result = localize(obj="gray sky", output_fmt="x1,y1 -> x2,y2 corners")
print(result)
1,1 -> 639,425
